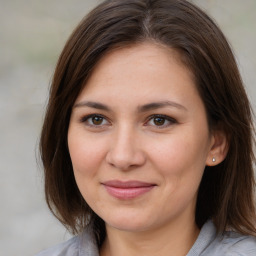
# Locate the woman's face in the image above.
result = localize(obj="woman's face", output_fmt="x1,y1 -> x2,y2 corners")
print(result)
68,43 -> 215,233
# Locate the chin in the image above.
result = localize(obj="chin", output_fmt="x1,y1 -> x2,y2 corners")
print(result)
103,213 -> 154,232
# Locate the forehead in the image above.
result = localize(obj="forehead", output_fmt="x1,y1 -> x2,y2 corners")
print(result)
95,42 -> 192,76
79,42 -> 195,95
74,43 -> 205,117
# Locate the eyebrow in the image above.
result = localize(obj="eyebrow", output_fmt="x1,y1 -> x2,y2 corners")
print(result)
137,101 -> 188,112
74,100 -> 187,112
74,101 -> 111,111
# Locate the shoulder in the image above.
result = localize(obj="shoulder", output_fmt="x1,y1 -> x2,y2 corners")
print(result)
188,221 -> 256,256
191,221 -> 256,256
35,236 -> 79,256
35,227 -> 99,256
213,230 -> 256,256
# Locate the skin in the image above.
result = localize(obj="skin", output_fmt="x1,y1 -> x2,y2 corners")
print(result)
68,43 -> 227,256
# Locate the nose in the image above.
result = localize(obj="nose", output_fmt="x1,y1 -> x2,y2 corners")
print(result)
106,126 -> 146,170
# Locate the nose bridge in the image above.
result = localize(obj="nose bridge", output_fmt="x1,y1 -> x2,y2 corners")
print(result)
106,123 -> 145,170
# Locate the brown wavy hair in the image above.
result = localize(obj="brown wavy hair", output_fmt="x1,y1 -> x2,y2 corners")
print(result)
40,0 -> 256,246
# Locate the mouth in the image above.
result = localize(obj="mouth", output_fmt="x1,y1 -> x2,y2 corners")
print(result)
101,180 -> 156,200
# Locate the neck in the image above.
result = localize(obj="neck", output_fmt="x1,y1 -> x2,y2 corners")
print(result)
100,218 -> 200,256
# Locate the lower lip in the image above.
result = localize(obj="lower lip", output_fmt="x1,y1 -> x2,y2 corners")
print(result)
103,185 -> 154,200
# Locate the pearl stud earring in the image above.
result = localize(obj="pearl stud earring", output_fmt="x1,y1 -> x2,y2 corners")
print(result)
212,157 -> 216,162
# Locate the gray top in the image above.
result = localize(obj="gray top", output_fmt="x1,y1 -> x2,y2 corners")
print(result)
35,221 -> 256,256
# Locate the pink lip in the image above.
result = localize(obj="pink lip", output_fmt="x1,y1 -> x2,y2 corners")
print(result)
102,180 -> 156,200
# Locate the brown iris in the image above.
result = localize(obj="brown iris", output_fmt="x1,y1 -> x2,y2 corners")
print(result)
92,116 -> 103,125
153,117 -> 165,126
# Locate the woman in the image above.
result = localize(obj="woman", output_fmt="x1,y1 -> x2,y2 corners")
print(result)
37,0 -> 256,255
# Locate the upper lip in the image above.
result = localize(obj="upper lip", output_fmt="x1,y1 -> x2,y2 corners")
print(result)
102,180 -> 156,188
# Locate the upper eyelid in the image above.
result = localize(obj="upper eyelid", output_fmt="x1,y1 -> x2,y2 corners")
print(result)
80,113 -> 110,123
146,114 -> 177,122
143,114 -> 177,128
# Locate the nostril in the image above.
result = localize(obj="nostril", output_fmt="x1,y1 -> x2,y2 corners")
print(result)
105,146 -> 146,170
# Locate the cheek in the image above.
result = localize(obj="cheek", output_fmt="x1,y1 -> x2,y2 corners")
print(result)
68,132 -> 105,180
148,130 -> 209,180
68,133 -> 106,208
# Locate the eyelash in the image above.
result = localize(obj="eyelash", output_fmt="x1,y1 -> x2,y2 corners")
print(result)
145,114 -> 177,128
80,114 -> 110,128
80,114 -> 177,129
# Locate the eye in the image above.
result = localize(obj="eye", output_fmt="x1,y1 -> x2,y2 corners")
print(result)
146,115 -> 176,128
152,116 -> 166,126
81,114 -> 110,127
90,116 -> 104,125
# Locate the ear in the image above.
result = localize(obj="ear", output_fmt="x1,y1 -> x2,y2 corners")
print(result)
206,129 -> 229,166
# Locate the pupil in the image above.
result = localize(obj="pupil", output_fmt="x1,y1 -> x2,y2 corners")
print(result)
92,116 -> 103,125
154,117 -> 165,126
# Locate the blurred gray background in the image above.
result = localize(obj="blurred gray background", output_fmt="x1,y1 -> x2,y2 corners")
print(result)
0,1 -> 255,255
